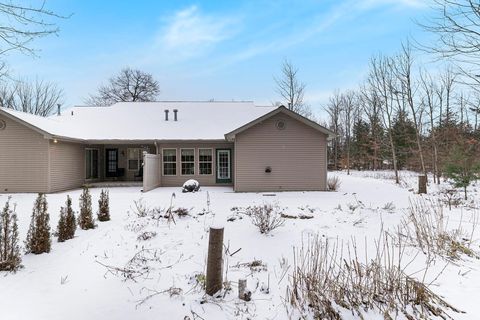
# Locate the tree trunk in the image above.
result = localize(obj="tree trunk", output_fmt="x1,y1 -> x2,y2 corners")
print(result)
206,226 -> 224,296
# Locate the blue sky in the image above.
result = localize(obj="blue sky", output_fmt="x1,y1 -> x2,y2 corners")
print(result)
5,0 -> 431,117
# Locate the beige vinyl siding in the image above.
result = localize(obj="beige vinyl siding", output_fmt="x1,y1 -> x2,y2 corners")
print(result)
158,142 -> 234,187
0,115 -> 49,193
234,112 -> 328,192
49,140 -> 85,192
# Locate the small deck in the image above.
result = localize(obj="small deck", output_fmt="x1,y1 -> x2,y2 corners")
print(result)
84,181 -> 143,188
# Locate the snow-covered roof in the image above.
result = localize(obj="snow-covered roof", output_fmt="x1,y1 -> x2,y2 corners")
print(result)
0,101 -> 277,141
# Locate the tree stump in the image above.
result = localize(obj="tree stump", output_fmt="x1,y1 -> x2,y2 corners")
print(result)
206,226 -> 224,296
418,175 -> 427,194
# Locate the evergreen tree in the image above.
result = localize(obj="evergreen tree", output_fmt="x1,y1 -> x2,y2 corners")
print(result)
57,196 -> 76,242
65,196 -> 76,239
444,139 -> 480,200
57,208 -> 67,242
0,197 -> 21,271
78,187 -> 95,230
25,193 -> 51,254
351,119 -> 371,169
392,110 -> 417,169
97,189 -> 110,222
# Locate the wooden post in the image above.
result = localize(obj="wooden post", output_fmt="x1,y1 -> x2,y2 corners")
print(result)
418,175 -> 427,194
238,279 -> 247,299
206,226 -> 224,296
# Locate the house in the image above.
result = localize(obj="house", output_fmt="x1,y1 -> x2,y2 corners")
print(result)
0,101 -> 334,193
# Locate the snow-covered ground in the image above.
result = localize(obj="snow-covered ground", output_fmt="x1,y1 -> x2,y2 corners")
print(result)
0,171 -> 479,320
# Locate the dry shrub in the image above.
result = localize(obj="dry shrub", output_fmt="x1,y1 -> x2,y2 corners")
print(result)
132,198 -> 151,218
137,231 -> 157,241
327,176 -> 341,191
399,198 -> 478,261
287,234 -> 462,319
245,203 -> 285,234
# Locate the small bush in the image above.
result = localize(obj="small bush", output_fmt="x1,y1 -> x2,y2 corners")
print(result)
246,203 -> 285,234
0,197 -> 22,271
182,179 -> 200,193
97,189 -> 110,222
57,196 -> 76,242
78,187 -> 95,230
25,193 -> 51,254
327,176 -> 341,191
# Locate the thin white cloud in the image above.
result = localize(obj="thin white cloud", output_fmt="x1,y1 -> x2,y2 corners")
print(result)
358,0 -> 428,9
157,5 -> 238,58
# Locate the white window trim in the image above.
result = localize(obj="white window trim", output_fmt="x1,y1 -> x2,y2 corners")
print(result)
162,148 -> 177,176
85,148 -> 99,180
180,148 -> 195,176
198,148 -> 214,176
217,149 -> 231,180
127,148 -> 143,172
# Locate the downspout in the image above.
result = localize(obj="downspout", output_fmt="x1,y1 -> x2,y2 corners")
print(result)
154,140 -> 159,154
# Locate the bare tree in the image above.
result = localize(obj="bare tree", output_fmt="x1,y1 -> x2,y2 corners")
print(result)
367,54 -> 400,184
340,90 -> 357,175
274,60 -> 312,117
86,67 -> 160,106
359,83 -> 383,170
394,43 -> 427,176
324,91 -> 343,169
0,78 -> 63,116
0,1 -> 67,56
419,0 -> 480,89
420,70 -> 440,183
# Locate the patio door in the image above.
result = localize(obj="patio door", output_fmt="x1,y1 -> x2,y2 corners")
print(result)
85,149 -> 99,179
105,148 -> 118,177
216,149 -> 232,183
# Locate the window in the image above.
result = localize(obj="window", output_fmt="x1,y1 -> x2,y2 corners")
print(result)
181,149 -> 195,175
128,148 -> 143,171
199,148 -> 213,175
163,149 -> 177,175
85,149 -> 99,179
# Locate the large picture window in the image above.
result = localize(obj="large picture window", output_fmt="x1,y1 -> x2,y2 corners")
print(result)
163,149 -> 177,175
199,148 -> 213,175
181,149 -> 195,175
127,148 -> 142,171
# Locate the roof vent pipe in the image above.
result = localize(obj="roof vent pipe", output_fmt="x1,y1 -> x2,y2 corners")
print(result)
164,109 -> 169,121
173,109 -> 178,121
57,104 -> 61,116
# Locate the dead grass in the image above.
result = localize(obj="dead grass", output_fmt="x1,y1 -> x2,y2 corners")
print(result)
398,198 -> 478,261
287,233 -> 463,319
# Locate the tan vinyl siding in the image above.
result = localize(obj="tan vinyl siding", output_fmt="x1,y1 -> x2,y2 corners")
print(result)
234,112 -> 327,192
158,142 -> 234,187
0,115 -> 49,193
49,141 -> 85,192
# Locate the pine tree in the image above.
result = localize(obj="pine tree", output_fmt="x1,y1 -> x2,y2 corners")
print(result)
0,197 -> 22,271
57,208 -> 67,242
25,193 -> 51,254
65,196 -> 76,239
58,196 -> 76,242
444,139 -> 480,200
97,189 -> 110,222
78,187 -> 95,230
